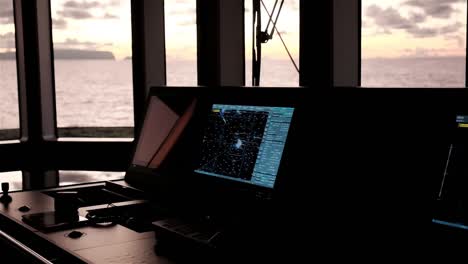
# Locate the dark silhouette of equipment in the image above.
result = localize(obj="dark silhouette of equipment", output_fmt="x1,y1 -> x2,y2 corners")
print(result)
0,182 -> 12,204
21,191 -> 87,232
54,191 -> 83,219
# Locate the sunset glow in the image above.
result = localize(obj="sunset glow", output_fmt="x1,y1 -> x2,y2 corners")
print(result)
2,1 -> 467,60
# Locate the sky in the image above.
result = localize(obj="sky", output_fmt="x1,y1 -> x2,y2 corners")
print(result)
2,1 -> 466,60
0,0 -> 300,61
363,0 -> 467,59
50,0 -> 132,60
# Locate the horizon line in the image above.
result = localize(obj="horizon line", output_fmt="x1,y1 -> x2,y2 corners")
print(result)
363,55 -> 466,60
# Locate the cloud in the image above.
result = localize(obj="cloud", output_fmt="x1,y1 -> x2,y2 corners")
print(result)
0,32 -> 16,50
404,0 -> 464,19
64,0 -> 100,9
58,0 -> 120,20
55,38 -> 113,50
366,4 -> 464,39
53,18 -> 68,29
439,22 -> 463,34
366,5 -> 413,30
58,9 -> 93,19
0,0 -> 14,24
406,27 -> 438,38
409,12 -> 426,23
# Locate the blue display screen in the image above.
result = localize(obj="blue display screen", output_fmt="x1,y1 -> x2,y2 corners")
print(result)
194,104 -> 294,188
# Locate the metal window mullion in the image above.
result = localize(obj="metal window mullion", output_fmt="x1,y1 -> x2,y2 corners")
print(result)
197,0 -> 244,86
131,0 -> 166,135
333,0 -> 360,87
299,0 -> 333,87
14,0 -> 58,189
219,0 -> 245,86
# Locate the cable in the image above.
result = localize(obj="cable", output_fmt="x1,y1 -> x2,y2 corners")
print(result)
264,0 -> 284,40
260,0 -> 300,73
438,143 -> 454,200
85,212 -> 120,227
207,231 -> 223,244
85,203 -> 120,228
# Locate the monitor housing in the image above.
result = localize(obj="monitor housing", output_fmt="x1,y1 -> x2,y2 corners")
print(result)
125,87 -> 302,210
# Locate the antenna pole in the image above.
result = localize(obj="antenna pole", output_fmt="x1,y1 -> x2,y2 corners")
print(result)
252,0 -> 262,86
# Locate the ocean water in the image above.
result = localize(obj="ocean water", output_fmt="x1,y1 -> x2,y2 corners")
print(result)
0,60 -> 19,130
55,60 -> 134,128
361,57 -> 466,88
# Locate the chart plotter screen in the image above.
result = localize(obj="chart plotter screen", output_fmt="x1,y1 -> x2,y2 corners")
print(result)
194,104 -> 294,189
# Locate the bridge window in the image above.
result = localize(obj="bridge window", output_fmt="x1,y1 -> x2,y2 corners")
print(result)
0,0 -> 20,140
59,171 -> 125,186
51,0 -> 134,138
165,0 -> 197,86
362,0 -> 467,87
0,171 -> 22,192
245,0 -> 299,87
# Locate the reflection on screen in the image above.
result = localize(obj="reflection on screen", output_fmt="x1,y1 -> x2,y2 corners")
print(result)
194,104 -> 294,188
132,96 -> 197,169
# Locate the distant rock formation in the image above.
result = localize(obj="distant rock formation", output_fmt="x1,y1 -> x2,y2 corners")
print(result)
54,49 -> 115,60
0,49 -> 115,60
124,56 -> 132,60
0,52 -> 15,60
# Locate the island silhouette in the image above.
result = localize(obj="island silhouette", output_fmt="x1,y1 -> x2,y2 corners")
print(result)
0,49 -> 115,60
